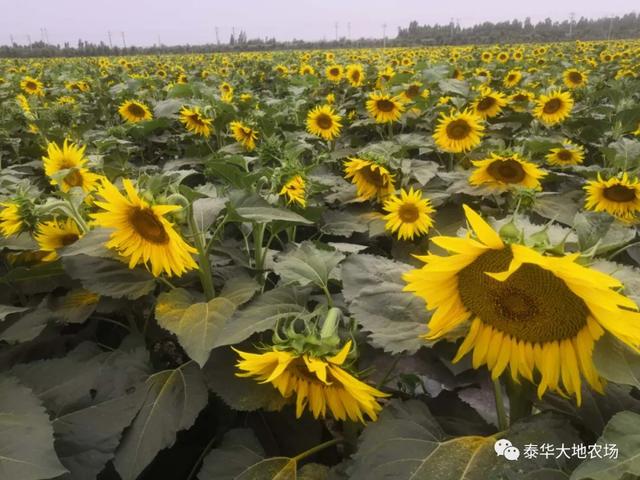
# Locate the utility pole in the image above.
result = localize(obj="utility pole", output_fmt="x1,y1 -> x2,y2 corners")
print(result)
569,12 -> 575,38
382,23 -> 387,48
44,28 -> 49,43
107,30 -> 113,48
215,26 -> 220,45
607,17 -> 614,40
9,34 -> 14,45
121,31 -> 126,48
27,34 -> 32,48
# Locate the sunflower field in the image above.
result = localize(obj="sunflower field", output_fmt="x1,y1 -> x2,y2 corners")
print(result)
1,40 -> 640,480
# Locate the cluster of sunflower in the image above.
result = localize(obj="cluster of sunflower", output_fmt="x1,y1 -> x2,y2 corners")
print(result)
1,38 -> 640,459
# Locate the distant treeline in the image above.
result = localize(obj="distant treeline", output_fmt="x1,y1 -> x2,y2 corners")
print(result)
1,13 -> 639,59
396,13 -> 640,45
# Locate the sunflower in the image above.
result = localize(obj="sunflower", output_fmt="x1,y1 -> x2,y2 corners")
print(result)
229,121 -> 257,151
563,69 -> 588,89
509,90 -> 534,112
279,175 -> 307,208
299,64 -> 316,76
546,141 -> 585,166
90,179 -> 197,277
118,100 -> 152,123
401,82 -> 427,102
34,218 -> 83,261
344,157 -> 395,202
234,341 -> 388,422
433,109 -> 485,153
220,82 -> 234,102
584,173 -> 640,222
16,94 -> 31,113
366,92 -> 404,124
0,202 -> 24,237
469,153 -> 546,191
383,188 -> 435,240
472,87 -> 508,119
325,64 -> 344,82
533,90 -> 574,126
20,76 -> 44,96
179,106 -> 213,138
346,64 -> 365,87
42,139 -> 101,193
306,105 -> 342,141
404,205 -> 640,405
503,70 -> 522,88
634,123 -> 640,136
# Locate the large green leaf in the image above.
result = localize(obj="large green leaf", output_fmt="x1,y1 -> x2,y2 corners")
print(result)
571,411 -> 640,479
155,288 -> 237,367
0,304 -> 29,320
0,298 -> 55,343
203,347 -> 288,412
58,228 -> 116,258
349,400 -> 581,480
113,361 -> 208,480
272,241 -> 344,289
12,342 -> 150,479
593,333 -> 640,389
62,254 -> 155,299
341,254 -> 428,354
211,286 -> 309,348
198,428 -> 296,480
0,375 -> 68,480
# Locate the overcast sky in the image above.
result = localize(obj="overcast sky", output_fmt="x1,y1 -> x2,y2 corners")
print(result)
2,0 -> 638,47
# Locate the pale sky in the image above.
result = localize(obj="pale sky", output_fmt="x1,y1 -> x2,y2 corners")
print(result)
2,0 -> 638,47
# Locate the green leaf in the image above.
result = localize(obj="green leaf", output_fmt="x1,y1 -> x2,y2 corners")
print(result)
211,286 -> 309,348
153,99 -> 183,118
12,342 -> 150,480
236,206 -> 313,225
574,212 -> 614,251
0,304 -> 30,320
341,254 -> 428,354
62,255 -> 155,299
113,361 -> 208,480
155,288 -> 238,366
50,288 -> 100,324
350,399 -> 581,480
58,228 -> 116,258
571,411 -> 640,479
0,375 -> 68,480
193,196 -> 227,232
203,347 -> 288,412
0,298 -> 55,343
273,241 -> 344,289
198,428 -> 296,480
593,332 -> 640,389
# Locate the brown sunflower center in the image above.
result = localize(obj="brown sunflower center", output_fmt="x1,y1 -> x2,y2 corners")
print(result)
543,98 -> 563,114
127,103 -> 146,118
406,85 -> 420,98
476,96 -> 496,111
351,70 -> 361,81
188,114 -> 206,127
508,74 -> 517,82
315,113 -> 333,130
446,119 -> 471,140
487,159 -> 526,183
568,71 -> 583,83
26,81 -> 37,90
398,203 -> 420,223
60,233 -> 80,246
129,207 -> 169,244
512,94 -> 528,102
458,248 -> 589,342
603,184 -> 637,203
64,169 -> 84,187
360,165 -> 386,187
330,68 -> 340,76
376,99 -> 396,112
556,150 -> 573,162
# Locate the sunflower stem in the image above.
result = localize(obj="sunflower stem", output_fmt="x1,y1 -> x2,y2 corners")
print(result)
292,438 -> 341,463
506,377 -> 533,424
188,209 -> 215,300
492,377 -> 508,431
253,222 -> 267,285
